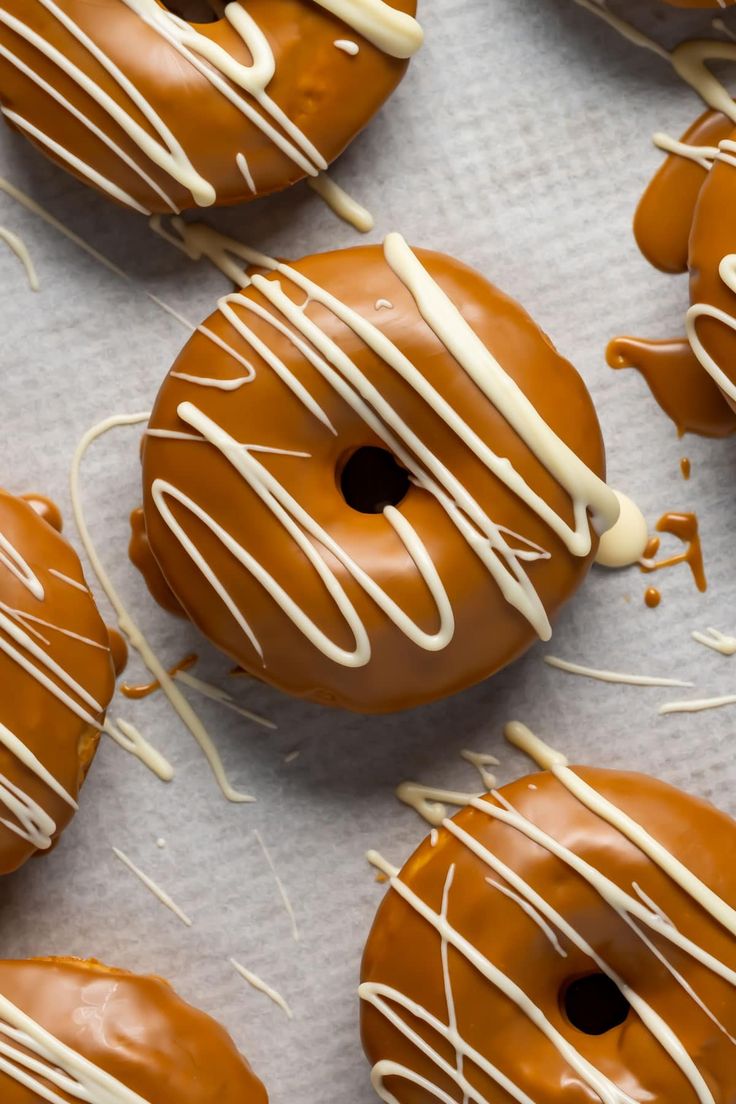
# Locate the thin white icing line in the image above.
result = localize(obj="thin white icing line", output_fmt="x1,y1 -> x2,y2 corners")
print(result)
174,669 -> 276,729
485,877 -> 567,957
307,172 -> 375,233
440,866 -> 466,1100
105,718 -> 174,782
69,412 -> 253,802
230,958 -> 293,1019
506,722 -> 736,937
544,655 -> 693,688
659,694 -> 736,716
688,254 -> 736,402
571,0 -> 669,58
692,627 -> 736,655
396,782 -> 482,826
0,531 -> 44,599
236,151 -> 257,195
653,131 -> 718,171
48,568 -> 88,593
253,829 -> 299,942
0,227 -> 39,290
112,847 -> 192,927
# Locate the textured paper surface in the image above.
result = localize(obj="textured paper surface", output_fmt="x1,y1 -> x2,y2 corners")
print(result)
1,3 -> 736,1101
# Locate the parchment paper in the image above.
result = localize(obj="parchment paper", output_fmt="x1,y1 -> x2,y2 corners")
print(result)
1,3 -> 736,1101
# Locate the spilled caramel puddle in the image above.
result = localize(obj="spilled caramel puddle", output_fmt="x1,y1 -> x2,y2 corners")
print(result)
121,653 -> 198,700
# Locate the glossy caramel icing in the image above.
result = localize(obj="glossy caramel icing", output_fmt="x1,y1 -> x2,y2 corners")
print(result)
0,0 -> 420,213
0,957 -> 268,1102
361,753 -> 736,1102
0,488 -> 115,875
136,237 -> 618,713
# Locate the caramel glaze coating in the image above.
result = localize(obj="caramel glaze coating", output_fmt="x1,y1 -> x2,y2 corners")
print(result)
139,244 -> 606,714
0,489 -> 115,874
0,957 -> 267,1103
361,768 -> 736,1103
0,0 -> 415,213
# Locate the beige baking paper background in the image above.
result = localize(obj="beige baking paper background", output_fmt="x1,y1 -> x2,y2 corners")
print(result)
1,2 -> 736,1101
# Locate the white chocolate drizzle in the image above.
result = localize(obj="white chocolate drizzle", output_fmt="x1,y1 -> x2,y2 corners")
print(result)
174,670 -> 276,729
112,846 -> 193,927
230,957 -> 293,1019
660,692 -> 736,716
692,627 -> 736,655
0,993 -> 153,1104
653,131 -> 718,171
544,655 -> 693,688
460,750 -> 499,790
253,829 -> 299,942
0,0 -> 421,211
0,227 -> 39,290
363,724 -> 736,1104
594,489 -> 648,568
307,172 -> 375,232
147,234 -> 618,670
70,411 -> 254,802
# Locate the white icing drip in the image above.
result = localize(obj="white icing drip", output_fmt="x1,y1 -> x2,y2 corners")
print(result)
253,829 -> 299,942
632,882 -> 675,928
692,627 -> 736,655
311,0 -> 422,58
69,411 -> 254,803
307,173 -> 375,232
544,655 -> 693,688
150,215 -> 258,287
396,783 -> 482,826
112,847 -> 192,927
235,151 -> 257,195
230,958 -> 293,1019
571,0 -> 669,57
0,227 -> 39,290
439,866 -> 467,1103
460,750 -> 499,790
104,718 -> 174,783
594,490 -> 648,568
174,669 -> 276,729
375,298 -> 393,310
506,722 -> 736,937
334,39 -> 360,55
653,131 -> 718,171
672,41 -> 736,126
0,993 -> 153,1104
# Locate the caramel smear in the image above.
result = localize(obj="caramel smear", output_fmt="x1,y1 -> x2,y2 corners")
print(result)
607,336 -> 736,439
641,512 -> 707,593
645,587 -> 662,609
121,653 -> 198,700
680,458 -> 691,480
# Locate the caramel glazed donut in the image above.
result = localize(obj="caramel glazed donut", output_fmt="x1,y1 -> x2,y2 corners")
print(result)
607,86 -> 736,439
361,726 -> 736,1104
0,957 -> 267,1102
0,0 -> 422,215
0,488 -> 116,876
134,234 -> 621,714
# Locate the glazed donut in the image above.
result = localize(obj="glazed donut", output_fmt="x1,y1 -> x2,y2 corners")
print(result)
135,235 -> 619,714
0,0 -> 421,215
0,956 -> 267,1103
608,104 -> 736,437
0,487 -> 116,875
360,726 -> 736,1103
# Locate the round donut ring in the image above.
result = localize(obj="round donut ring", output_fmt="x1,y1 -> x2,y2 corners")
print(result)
0,0 -> 421,214
136,236 -> 617,714
0,957 -> 267,1102
361,751 -> 736,1103
0,488 -> 116,875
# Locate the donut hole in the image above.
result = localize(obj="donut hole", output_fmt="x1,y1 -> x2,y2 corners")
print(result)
159,0 -> 220,22
561,973 -> 630,1036
340,447 -> 411,515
